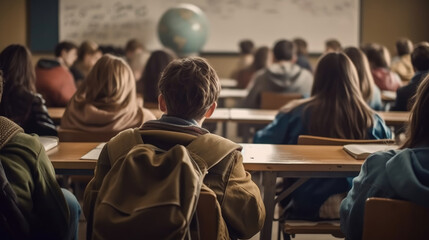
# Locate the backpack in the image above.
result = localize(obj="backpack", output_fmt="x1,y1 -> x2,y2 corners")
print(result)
0,117 -> 30,239
91,130 -> 240,240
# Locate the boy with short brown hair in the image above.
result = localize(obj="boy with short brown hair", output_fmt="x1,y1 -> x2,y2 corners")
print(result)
84,57 -> 265,239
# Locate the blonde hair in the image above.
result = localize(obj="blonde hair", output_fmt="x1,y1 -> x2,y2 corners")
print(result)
304,52 -> 375,139
74,54 -> 136,108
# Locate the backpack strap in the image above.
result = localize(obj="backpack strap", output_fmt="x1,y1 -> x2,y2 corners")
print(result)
107,128 -> 143,166
0,117 -> 23,149
186,133 -> 241,170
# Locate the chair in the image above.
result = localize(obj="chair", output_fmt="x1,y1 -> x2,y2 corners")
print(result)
58,128 -> 119,142
196,189 -> 218,240
362,197 -> 429,240
297,135 -> 395,145
260,92 -> 302,110
281,135 -> 394,240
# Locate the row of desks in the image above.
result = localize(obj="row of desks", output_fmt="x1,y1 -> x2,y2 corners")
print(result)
48,142 -> 361,240
49,107 -> 410,126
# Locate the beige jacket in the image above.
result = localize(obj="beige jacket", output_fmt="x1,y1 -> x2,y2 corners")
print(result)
83,126 -> 265,239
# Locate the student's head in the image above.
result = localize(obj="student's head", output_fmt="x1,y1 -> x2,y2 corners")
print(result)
273,39 -> 295,62
396,38 -> 413,57
293,38 -> 308,56
362,43 -> 391,69
76,54 -> 135,104
158,57 -> 220,121
239,40 -> 254,55
125,39 -> 145,60
325,39 -> 342,53
307,52 -> 374,139
344,47 -> 375,102
411,42 -> 429,72
403,75 -> 429,148
77,40 -> 102,69
0,44 -> 36,95
55,41 -> 78,67
251,46 -> 271,71
141,49 -> 176,103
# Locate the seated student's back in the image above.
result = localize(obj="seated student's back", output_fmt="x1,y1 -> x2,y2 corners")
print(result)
83,57 -> 265,240
340,74 -> 429,240
254,52 -> 391,220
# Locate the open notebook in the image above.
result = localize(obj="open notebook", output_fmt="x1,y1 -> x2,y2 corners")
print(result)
343,144 -> 398,160
39,136 -> 59,151
81,143 -> 106,160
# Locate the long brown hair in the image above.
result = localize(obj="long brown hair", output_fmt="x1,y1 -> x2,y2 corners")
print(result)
402,75 -> 429,148
344,47 -> 375,103
304,52 -> 374,139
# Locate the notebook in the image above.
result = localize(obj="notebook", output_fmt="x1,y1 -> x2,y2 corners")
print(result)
39,136 -> 59,151
343,144 -> 398,160
81,143 -> 106,160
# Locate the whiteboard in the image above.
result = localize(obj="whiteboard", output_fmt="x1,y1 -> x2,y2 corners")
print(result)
59,0 -> 360,53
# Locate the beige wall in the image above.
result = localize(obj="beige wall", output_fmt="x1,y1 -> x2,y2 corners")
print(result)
1,0 -> 428,78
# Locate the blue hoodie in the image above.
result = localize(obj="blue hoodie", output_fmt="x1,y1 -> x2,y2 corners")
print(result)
340,147 -> 429,240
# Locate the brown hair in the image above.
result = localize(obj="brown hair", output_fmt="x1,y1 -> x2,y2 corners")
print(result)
344,47 -> 376,103
251,46 -> 271,71
362,43 -> 391,69
125,39 -> 145,53
396,38 -> 413,57
325,39 -> 342,52
55,41 -> 78,57
304,52 -> 374,139
239,40 -> 255,54
273,39 -> 295,61
74,54 -> 136,106
293,38 -> 308,56
158,57 -> 220,120
77,40 -> 99,61
411,42 -> 429,71
402,75 -> 429,148
140,49 -> 176,103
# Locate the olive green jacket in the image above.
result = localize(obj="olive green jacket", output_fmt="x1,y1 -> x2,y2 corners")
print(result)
0,116 -> 69,239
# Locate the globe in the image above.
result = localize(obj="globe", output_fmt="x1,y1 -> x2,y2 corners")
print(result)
158,4 -> 209,56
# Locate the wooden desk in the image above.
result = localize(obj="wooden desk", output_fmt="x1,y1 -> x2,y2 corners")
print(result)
204,108 -> 230,123
48,142 -> 362,240
220,78 -> 238,88
48,107 -> 65,125
219,89 -> 248,98
377,111 -> 410,126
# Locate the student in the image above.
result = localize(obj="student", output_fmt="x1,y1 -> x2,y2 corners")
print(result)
124,39 -> 149,81
344,47 -> 383,110
70,40 -> 102,85
231,39 -> 255,79
340,74 -> 429,240
362,43 -> 402,91
138,49 -> 176,105
325,39 -> 342,53
242,39 -> 313,108
293,38 -> 313,72
61,54 -> 155,132
83,57 -> 265,239
0,44 -> 57,136
391,38 -> 414,82
35,41 -> 78,107
236,46 -> 272,89
124,38 -> 145,62
254,52 -> 391,220
392,42 -> 429,111
0,71 -> 81,240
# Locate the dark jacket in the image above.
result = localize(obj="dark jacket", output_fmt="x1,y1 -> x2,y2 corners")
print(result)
391,71 -> 429,111
0,88 -> 57,136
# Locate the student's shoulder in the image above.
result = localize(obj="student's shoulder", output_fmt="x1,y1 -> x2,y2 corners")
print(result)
6,132 -> 44,155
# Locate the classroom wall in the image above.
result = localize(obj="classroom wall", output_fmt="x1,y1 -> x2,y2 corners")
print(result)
0,0 -> 428,78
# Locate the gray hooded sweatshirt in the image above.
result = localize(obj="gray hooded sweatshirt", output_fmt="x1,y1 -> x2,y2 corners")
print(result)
340,147 -> 429,240
241,62 -> 313,108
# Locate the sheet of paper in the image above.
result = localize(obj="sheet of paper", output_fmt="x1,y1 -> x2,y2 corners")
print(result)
81,143 -> 106,160
39,136 -> 59,152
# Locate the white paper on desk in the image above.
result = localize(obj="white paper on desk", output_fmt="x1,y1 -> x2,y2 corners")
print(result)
81,143 -> 106,160
39,136 -> 59,151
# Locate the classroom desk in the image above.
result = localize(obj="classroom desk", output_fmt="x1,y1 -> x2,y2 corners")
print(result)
48,142 -> 362,240
219,78 -> 238,88
48,107 -> 64,125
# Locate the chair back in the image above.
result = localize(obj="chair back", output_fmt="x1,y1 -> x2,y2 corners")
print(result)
58,128 -> 119,142
260,92 -> 302,110
362,197 -> 429,240
196,189 -> 218,240
297,135 -> 395,145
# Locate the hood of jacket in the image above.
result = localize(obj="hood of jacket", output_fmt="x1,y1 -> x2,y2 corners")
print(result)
386,148 -> 429,207
263,62 -> 303,88
36,59 -> 61,69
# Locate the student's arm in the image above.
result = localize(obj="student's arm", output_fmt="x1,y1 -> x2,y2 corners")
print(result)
31,136 -> 70,239
253,112 -> 290,144
220,151 -> 265,239
369,114 -> 392,140
340,152 -> 394,240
